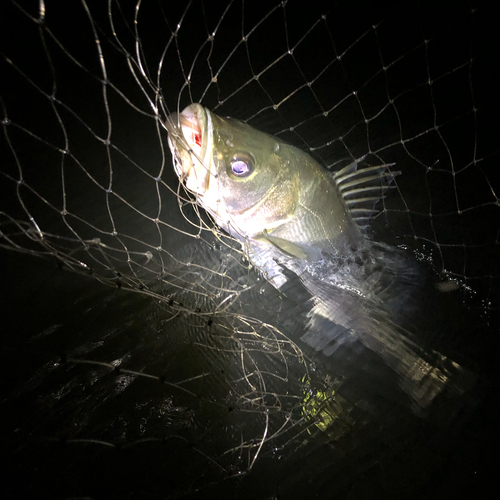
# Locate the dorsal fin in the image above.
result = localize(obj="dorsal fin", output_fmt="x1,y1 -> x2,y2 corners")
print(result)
333,159 -> 400,227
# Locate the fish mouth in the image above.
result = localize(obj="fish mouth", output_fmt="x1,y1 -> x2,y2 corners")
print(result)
164,104 -> 214,195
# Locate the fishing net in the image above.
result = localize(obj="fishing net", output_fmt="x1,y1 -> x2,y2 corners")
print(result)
1,0 -> 497,498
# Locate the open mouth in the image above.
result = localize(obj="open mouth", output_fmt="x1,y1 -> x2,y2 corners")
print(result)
164,104 -> 212,195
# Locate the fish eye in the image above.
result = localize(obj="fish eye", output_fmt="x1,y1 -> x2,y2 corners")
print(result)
230,154 -> 253,178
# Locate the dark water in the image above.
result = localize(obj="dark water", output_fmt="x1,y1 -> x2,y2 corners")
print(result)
1,1 -> 498,498
0,243 -> 493,496
1,242 -> 496,499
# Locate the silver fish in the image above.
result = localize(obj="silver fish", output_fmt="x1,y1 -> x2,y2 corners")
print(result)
165,103 -> 476,412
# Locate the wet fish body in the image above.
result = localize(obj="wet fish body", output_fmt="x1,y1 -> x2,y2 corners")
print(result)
165,104 -> 476,412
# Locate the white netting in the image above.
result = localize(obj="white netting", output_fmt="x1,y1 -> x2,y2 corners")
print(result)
1,0 -> 497,497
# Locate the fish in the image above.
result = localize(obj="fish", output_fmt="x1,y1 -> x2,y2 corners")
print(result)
164,103 -> 476,414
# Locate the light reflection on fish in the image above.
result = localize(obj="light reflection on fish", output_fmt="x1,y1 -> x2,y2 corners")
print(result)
165,103 -> 475,412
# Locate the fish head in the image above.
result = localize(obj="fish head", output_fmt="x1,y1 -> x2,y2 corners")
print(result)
165,103 -> 300,239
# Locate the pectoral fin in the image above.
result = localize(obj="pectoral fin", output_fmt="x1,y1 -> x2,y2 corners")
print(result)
254,232 -> 316,260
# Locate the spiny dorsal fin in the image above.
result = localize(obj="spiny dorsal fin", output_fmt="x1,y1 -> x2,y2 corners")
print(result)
333,159 -> 400,228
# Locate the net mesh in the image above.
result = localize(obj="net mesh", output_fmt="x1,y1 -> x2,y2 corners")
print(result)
1,0 -> 497,497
